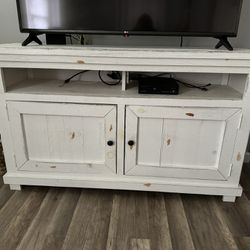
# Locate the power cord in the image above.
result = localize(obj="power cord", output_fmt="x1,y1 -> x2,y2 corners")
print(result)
98,71 -> 121,86
64,70 -> 89,84
180,36 -> 183,47
65,34 -> 85,45
63,70 -> 121,86
63,70 -> 210,91
174,78 -> 211,91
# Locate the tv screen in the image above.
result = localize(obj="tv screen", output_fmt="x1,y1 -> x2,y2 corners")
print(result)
17,0 -> 243,37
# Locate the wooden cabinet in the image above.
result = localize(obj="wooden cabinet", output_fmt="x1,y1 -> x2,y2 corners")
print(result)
7,102 -> 117,174
1,44 -> 250,202
125,106 -> 242,180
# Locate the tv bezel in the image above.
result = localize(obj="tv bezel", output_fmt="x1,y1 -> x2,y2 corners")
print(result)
16,0 -> 243,38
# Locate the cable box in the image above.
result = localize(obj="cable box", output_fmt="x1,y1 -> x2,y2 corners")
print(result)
138,77 -> 179,95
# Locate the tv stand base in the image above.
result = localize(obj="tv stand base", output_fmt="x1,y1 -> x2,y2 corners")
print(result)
9,184 -> 22,191
222,196 -> 236,203
22,33 -> 43,46
215,37 -> 233,51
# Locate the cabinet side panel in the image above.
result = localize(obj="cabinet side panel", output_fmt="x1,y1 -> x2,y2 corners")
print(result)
0,98 -> 17,172
3,68 -> 28,91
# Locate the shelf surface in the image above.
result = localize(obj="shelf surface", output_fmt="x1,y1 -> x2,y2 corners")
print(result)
6,79 -> 242,102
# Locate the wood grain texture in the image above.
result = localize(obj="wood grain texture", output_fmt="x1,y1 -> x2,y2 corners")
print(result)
216,193 -> 250,237
131,239 -> 151,250
0,184 -> 15,210
105,191 -> 137,250
0,189 -> 31,238
0,169 -> 250,250
17,188 -> 66,250
182,195 -> 238,250
164,194 -> 195,250
0,177 -> 3,186
61,190 -> 113,250
147,193 -> 172,250
0,187 -> 48,250
234,237 -> 250,250
41,188 -> 81,250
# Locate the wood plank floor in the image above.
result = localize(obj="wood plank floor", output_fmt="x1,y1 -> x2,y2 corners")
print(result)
0,166 -> 250,250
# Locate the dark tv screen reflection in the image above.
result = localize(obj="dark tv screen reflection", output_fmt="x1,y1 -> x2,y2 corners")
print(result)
17,0 -> 242,36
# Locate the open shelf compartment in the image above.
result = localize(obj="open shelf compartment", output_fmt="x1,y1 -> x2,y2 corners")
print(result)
2,68 -> 248,104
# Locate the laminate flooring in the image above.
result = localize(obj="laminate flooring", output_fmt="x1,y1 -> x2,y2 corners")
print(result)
0,166 -> 250,250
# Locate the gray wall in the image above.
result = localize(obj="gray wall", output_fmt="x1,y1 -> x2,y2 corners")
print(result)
0,0 -> 250,47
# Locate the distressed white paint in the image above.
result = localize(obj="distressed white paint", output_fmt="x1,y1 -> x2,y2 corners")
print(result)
125,106 -> 242,181
1,44 -> 250,202
7,101 -> 117,174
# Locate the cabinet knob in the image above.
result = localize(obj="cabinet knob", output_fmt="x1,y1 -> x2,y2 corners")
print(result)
107,140 -> 114,146
128,140 -> 135,146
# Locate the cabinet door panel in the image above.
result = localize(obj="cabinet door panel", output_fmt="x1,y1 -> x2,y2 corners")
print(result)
125,106 -> 241,180
7,102 -> 116,174
160,119 -> 224,168
137,118 -> 163,166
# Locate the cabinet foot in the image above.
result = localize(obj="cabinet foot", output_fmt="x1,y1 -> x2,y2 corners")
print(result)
9,184 -> 22,191
222,196 -> 236,202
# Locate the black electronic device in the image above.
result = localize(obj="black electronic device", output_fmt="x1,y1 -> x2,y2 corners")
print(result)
138,77 -> 179,95
16,0 -> 243,50
46,34 -> 66,45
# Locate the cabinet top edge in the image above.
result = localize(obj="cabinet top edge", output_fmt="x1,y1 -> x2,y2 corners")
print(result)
1,43 -> 250,60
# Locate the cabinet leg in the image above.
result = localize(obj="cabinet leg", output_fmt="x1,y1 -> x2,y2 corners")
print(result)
9,184 -> 22,191
222,196 -> 236,202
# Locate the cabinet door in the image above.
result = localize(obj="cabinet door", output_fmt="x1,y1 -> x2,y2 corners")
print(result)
125,106 -> 242,180
7,102 -> 116,174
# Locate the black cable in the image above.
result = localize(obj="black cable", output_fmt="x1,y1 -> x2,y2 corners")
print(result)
98,71 -> 121,86
80,35 -> 85,45
180,36 -> 183,47
151,72 -> 171,78
175,78 -> 211,91
138,72 -> 211,91
64,70 -> 89,84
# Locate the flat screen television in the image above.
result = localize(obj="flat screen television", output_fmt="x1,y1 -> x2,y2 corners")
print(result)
16,0 -> 243,50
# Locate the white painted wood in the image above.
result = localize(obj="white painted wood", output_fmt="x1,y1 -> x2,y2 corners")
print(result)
3,172 -> 243,198
104,107 -> 117,173
2,68 -> 28,91
9,184 -> 22,191
221,74 -> 230,86
129,106 -> 240,120
228,75 -> 250,185
222,196 -> 236,202
1,45 -> 250,74
125,108 -> 138,174
0,68 -> 5,93
122,71 -> 127,91
7,101 -> 117,174
1,44 -> 250,202
217,111 -> 243,178
137,118 -> 163,166
4,79 -> 244,108
0,97 -> 19,172
160,119 -> 223,167
228,74 -> 248,96
117,104 -> 125,175
125,106 -> 242,180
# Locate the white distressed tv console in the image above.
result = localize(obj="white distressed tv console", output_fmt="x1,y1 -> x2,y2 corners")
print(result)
1,44 -> 250,202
